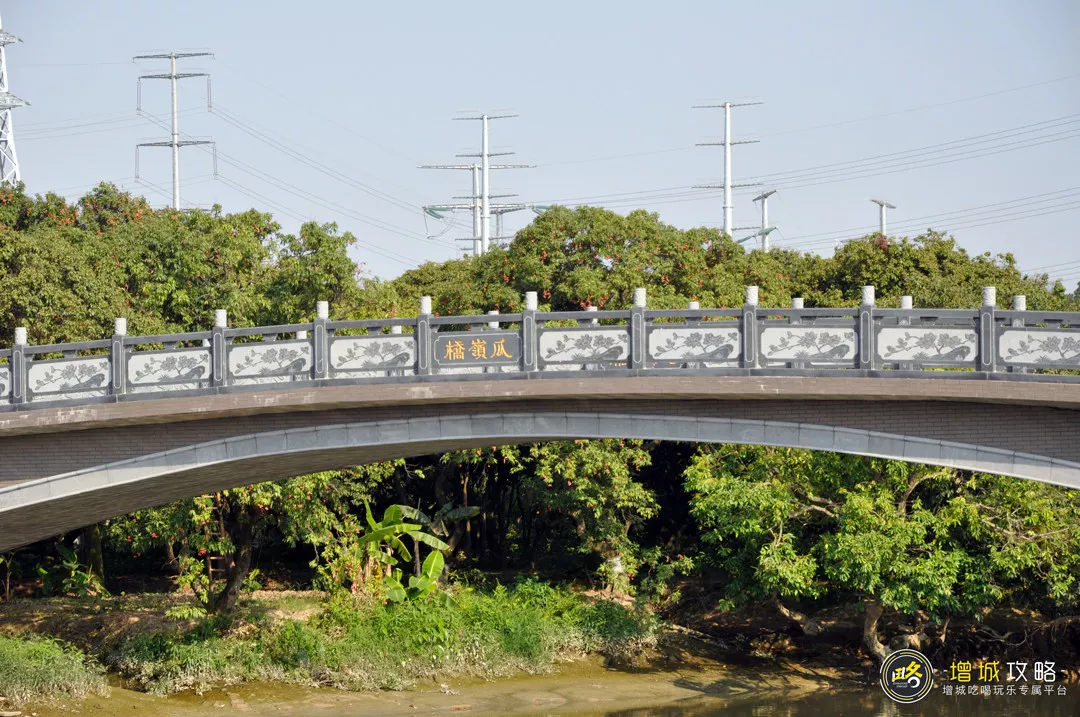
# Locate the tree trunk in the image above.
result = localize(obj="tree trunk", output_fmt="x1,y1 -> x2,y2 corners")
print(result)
80,524 -> 105,582
863,598 -> 892,663
773,596 -> 824,636
164,542 -> 179,575
209,521 -> 254,614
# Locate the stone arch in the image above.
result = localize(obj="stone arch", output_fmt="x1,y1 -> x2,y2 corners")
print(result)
1,411 -> 1077,552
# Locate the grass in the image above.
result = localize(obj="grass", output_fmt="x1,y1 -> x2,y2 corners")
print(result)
0,633 -> 110,706
103,579 -> 659,696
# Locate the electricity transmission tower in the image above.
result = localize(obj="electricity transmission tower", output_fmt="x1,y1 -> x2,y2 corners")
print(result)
421,114 -> 533,256
133,51 -> 215,210
0,14 -> 27,185
693,100 -> 762,238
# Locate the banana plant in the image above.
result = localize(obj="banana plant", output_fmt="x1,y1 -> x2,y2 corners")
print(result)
384,550 -> 455,607
360,502 -> 450,570
398,502 -> 481,540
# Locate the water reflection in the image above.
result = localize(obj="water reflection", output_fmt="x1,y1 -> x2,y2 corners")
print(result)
555,688 -> 1080,717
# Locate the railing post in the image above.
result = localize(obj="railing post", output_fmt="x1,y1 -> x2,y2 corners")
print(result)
630,287 -> 646,370
789,297 -> 804,325
858,286 -> 875,370
899,296 -> 914,371
686,300 -> 701,329
790,298 -> 805,369
1010,295 -> 1028,374
521,291 -> 538,372
579,306 -> 599,326
741,286 -> 758,369
110,318 -> 127,396
979,287 -> 997,373
212,310 -> 227,388
417,296 -> 433,376
486,310 -> 500,329
11,326 -> 27,405
312,300 -> 329,381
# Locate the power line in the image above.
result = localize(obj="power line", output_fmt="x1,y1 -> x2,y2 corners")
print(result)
138,109 -> 436,245
138,110 -> 442,264
216,59 -> 420,165
210,104 -> 423,215
781,187 -> 1080,246
539,73 -> 1080,168
536,118 -> 1080,210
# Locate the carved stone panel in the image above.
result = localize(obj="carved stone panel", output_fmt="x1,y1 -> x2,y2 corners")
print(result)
878,327 -> 977,364
229,341 -> 312,385
999,329 -> 1080,367
0,363 -> 8,400
128,349 -> 212,393
538,329 -> 629,368
27,357 -> 110,402
760,327 -> 856,366
330,336 -> 416,378
648,326 -> 741,366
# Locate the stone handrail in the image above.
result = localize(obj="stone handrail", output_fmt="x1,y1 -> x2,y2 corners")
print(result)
2,286 -> 1079,410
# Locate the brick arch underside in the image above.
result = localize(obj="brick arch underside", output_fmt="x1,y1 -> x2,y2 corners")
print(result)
1,406 -> 1078,552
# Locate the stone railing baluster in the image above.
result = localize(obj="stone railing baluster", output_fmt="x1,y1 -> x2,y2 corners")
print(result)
212,310 -> 227,388
12,326 -> 27,404
417,296 -> 433,376
522,291 -> 538,373
859,286 -> 875,370
110,318 -> 127,396
741,286 -> 758,369
979,287 -> 997,373
898,296 -> 914,371
313,301 -> 329,381
630,288 -> 646,370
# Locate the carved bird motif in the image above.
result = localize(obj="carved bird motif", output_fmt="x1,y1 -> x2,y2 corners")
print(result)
72,374 -> 106,389
703,344 -> 734,358
820,344 -> 850,358
940,345 -> 971,360
365,352 -> 411,369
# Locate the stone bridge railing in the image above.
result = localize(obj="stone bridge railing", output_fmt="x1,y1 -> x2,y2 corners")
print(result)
1,286 -> 1078,410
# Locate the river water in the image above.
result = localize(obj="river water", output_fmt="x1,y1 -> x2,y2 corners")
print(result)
569,689 -> 1080,716
26,664 -> 1080,717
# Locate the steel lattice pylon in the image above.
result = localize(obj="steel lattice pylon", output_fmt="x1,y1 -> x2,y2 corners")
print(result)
0,14 -> 26,186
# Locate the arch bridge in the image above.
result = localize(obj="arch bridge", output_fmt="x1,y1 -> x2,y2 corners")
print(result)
1,285 -> 1078,551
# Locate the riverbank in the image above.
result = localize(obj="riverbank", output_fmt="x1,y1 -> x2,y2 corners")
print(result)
3,582 -> 1078,712
9,652 -> 861,717
0,582 -> 670,706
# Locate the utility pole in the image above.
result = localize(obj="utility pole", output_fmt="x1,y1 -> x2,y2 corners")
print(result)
420,163 -> 526,256
870,198 -> 895,236
0,14 -> 27,185
453,114 -> 533,254
422,114 -> 533,256
753,189 -> 777,251
693,100 -> 762,237
134,51 -> 214,210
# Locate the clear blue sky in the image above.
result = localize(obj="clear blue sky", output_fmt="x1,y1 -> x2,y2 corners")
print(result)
7,1 -> 1080,287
